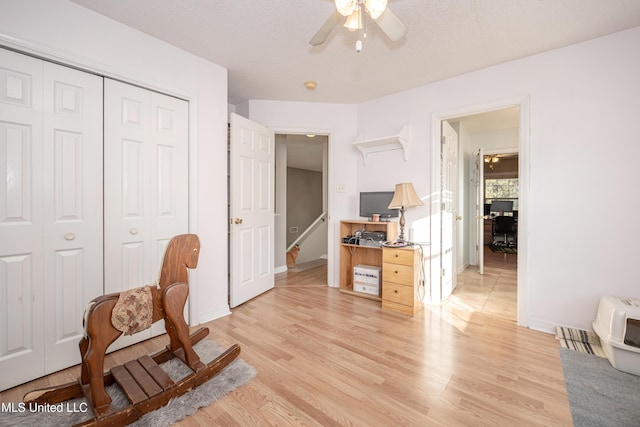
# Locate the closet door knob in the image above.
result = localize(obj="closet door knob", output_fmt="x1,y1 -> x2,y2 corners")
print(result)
64,232 -> 75,241
130,228 -> 139,235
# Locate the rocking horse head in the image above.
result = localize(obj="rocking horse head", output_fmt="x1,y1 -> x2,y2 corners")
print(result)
158,234 -> 201,290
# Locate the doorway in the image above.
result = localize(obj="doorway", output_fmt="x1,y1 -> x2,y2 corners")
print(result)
275,134 -> 329,273
431,97 -> 530,326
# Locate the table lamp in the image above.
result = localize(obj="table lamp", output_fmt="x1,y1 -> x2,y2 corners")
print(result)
388,182 -> 423,243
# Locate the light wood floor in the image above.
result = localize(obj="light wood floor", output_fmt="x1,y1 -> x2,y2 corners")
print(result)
0,248 -> 572,426
450,246 -> 518,320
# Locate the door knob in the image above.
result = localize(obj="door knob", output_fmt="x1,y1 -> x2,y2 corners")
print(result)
455,215 -> 463,221
64,232 -> 76,241
234,218 -> 243,224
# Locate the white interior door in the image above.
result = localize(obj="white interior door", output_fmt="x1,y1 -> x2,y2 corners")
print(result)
475,147 -> 485,274
42,61 -> 103,372
0,49 -> 103,390
104,79 -> 189,350
0,49 -> 46,390
441,120 -> 459,300
229,113 -> 275,307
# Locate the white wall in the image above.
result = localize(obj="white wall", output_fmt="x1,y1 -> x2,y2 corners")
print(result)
356,26 -> 640,331
240,100 -> 358,287
0,0 -> 231,324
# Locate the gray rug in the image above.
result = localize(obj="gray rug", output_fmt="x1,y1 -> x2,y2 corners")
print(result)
559,347 -> 640,427
0,340 -> 256,427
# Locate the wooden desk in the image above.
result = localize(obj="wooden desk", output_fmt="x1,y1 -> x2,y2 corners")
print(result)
339,220 -> 398,300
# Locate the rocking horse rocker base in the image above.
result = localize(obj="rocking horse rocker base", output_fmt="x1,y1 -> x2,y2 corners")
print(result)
22,235 -> 241,426
24,328 -> 240,426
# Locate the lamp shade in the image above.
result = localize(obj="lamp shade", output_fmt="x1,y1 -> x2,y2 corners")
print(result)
388,183 -> 423,209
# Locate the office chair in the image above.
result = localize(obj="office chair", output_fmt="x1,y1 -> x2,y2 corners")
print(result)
493,216 -> 517,247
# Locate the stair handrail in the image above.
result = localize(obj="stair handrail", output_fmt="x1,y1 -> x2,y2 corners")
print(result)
287,212 -> 327,252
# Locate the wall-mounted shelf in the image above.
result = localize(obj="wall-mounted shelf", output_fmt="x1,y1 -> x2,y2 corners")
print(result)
353,124 -> 409,165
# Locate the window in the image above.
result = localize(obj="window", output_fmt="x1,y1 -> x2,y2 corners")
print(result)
485,178 -> 518,210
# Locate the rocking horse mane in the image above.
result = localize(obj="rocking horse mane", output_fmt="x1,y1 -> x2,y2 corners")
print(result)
158,234 -> 200,291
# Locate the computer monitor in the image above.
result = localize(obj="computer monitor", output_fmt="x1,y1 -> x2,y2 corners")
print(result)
359,191 -> 399,220
490,200 -> 513,213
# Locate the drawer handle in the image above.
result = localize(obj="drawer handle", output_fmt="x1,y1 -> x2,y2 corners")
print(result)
395,270 -> 399,274
394,254 -> 399,258
394,290 -> 398,294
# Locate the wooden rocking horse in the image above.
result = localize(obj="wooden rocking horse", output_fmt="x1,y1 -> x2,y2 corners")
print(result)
23,234 -> 241,426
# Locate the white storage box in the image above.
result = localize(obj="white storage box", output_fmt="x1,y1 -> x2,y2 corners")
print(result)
593,295 -> 640,375
353,265 -> 381,296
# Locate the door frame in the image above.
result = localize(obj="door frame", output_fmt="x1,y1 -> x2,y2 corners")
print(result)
431,95 -> 530,326
275,133 -> 329,272
0,35 -> 201,322
266,127 -> 334,284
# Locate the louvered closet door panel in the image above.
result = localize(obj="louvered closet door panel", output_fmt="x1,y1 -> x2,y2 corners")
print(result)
0,49 -> 45,390
42,61 -> 103,373
104,79 -> 188,351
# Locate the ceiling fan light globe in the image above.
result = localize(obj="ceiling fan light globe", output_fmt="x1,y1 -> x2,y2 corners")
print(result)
344,7 -> 363,30
364,0 -> 387,19
335,0 -> 356,16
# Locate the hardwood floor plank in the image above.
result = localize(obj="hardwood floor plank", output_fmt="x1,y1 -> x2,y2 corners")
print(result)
0,256 -> 572,426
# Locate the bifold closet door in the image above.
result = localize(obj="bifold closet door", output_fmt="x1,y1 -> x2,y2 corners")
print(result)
103,79 -> 189,351
0,48 -> 103,390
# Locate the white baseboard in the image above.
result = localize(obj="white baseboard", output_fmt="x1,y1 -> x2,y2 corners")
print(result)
275,265 -> 288,274
526,317 -> 557,334
194,305 -> 232,326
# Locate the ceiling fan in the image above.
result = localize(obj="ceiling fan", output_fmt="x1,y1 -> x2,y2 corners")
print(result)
309,0 -> 407,48
484,153 -> 518,170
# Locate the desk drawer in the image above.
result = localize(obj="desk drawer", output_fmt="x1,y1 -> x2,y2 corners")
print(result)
383,248 -> 414,266
382,262 -> 414,285
382,281 -> 413,306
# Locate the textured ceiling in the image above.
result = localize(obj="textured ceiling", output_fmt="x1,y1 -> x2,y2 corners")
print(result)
71,0 -> 640,105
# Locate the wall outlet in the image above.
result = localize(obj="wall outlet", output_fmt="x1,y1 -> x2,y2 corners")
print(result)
336,184 -> 345,193
289,226 -> 299,233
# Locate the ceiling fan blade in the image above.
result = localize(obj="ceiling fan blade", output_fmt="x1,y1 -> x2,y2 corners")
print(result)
374,7 -> 407,42
309,10 -> 344,46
